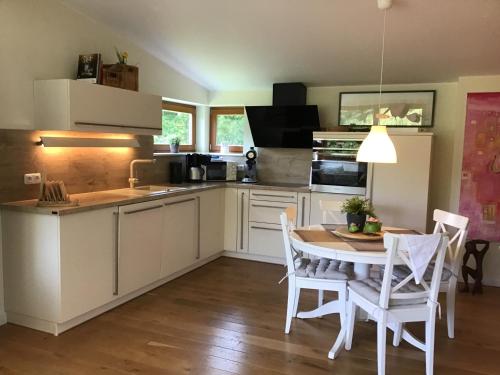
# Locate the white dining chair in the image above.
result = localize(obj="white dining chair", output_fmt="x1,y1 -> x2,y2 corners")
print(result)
318,199 -> 352,307
280,212 -> 351,360
344,232 -> 449,375
392,209 -> 469,342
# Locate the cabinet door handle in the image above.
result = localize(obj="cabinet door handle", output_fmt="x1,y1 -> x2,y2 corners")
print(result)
250,226 -> 282,232
113,211 -> 119,296
123,204 -> 163,215
240,192 -> 245,250
164,197 -> 196,207
301,196 -> 306,227
251,204 -> 288,209
196,196 -> 201,260
252,193 -> 295,199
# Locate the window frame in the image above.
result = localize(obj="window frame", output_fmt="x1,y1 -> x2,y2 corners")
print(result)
154,101 -> 196,152
209,106 -> 245,153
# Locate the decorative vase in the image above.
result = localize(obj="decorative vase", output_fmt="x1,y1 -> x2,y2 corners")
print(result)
170,144 -> 179,153
346,213 -> 366,231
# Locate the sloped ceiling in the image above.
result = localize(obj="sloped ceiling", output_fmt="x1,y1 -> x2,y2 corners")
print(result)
62,0 -> 500,90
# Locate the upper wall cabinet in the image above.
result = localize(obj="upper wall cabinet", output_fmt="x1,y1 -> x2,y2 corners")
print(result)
34,79 -> 162,135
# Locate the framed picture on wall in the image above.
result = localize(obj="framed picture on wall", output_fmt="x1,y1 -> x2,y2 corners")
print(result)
338,90 -> 436,128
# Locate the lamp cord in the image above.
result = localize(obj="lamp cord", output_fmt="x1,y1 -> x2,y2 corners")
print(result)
377,9 -> 388,122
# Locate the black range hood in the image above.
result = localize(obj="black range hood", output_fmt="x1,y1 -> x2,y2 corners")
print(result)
246,83 -> 320,149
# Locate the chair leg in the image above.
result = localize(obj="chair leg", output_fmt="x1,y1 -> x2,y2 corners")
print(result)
317,289 -> 324,318
447,281 -> 457,339
285,281 -> 297,334
377,313 -> 388,375
425,315 -> 437,375
345,298 -> 356,350
393,323 -> 403,347
318,289 -> 324,307
293,288 -> 301,317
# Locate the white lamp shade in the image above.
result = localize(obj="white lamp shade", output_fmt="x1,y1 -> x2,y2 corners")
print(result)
356,125 -> 397,163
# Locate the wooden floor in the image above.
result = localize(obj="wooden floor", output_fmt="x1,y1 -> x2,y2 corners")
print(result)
0,257 -> 499,374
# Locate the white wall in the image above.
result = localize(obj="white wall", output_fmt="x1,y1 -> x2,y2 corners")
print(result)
0,0 -> 209,130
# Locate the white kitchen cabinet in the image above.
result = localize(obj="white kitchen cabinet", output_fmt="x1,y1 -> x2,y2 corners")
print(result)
199,189 -> 224,259
224,188 -> 238,251
161,195 -> 198,277
249,200 -> 297,224
248,223 -> 285,258
250,190 -> 298,203
297,193 -> 311,227
118,200 -> 163,295
2,206 -> 119,334
310,192 -> 358,225
371,134 -> 432,233
34,79 -> 162,135
59,207 -> 119,321
236,189 -> 250,252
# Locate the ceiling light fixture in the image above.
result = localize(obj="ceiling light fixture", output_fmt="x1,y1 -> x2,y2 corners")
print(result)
37,136 -> 140,148
356,0 -> 397,164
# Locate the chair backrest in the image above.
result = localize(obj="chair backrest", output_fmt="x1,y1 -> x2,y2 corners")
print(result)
280,212 -> 298,273
432,209 -> 469,276
379,233 -> 449,309
319,200 -> 344,224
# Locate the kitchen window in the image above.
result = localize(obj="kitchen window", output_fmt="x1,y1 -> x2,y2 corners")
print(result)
209,107 -> 245,153
154,101 -> 196,152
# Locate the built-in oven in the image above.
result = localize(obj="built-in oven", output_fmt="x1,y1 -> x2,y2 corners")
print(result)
310,135 -> 369,195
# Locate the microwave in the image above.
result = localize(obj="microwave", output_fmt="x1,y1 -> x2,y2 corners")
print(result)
310,136 -> 369,195
202,161 -> 238,181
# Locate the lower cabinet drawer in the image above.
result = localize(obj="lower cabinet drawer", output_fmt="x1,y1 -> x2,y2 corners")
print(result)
249,200 -> 297,224
248,223 -> 285,258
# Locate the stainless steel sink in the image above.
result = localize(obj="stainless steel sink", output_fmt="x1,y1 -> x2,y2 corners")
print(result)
134,185 -> 189,193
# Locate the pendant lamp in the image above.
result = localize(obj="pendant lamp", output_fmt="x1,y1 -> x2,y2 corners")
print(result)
356,0 -> 397,163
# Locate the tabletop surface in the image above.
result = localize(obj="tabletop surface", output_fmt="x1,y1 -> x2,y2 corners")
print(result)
290,225 -> 412,264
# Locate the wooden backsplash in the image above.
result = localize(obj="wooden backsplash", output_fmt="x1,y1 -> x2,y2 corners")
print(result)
0,129 -> 170,203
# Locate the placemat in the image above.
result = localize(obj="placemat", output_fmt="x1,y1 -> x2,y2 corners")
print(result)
294,229 -> 344,243
385,229 -> 422,235
348,241 -> 386,252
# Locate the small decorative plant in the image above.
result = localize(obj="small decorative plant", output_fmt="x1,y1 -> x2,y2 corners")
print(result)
341,197 -> 376,233
114,47 -> 129,64
169,136 -> 181,153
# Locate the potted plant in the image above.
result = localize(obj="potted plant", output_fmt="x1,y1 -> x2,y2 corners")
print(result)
340,197 -> 375,233
169,136 -> 181,153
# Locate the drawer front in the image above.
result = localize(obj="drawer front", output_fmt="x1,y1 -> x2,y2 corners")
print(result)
248,223 -> 285,258
250,190 -> 298,203
249,200 -> 297,224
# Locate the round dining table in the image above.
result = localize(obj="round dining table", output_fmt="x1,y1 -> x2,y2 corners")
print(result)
289,224 -> 407,359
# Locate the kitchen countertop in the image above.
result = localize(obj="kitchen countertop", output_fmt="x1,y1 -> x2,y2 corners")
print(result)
0,181 -> 310,216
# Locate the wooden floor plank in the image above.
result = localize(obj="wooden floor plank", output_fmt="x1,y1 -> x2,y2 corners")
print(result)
0,257 -> 499,374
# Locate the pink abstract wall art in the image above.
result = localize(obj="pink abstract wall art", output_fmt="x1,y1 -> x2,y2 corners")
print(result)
459,93 -> 500,241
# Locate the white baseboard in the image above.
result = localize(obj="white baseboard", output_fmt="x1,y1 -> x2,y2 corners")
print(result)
223,251 -> 285,265
6,252 -> 224,335
481,277 -> 500,288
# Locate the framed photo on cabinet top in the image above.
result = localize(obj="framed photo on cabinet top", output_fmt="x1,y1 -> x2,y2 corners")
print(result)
338,90 -> 436,128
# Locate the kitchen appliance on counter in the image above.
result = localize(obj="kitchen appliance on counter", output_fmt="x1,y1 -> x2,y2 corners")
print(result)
202,160 -> 238,181
242,147 -> 257,183
186,153 -> 211,182
310,133 -> 370,195
169,161 -> 184,184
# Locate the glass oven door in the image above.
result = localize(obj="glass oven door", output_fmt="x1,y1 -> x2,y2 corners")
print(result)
310,138 -> 368,194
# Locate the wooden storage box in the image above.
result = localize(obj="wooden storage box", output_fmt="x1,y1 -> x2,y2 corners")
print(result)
101,64 -> 138,91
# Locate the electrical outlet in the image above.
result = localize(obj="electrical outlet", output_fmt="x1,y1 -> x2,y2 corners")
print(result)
24,173 -> 42,185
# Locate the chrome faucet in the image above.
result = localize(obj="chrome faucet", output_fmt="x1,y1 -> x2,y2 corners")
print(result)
129,159 -> 156,188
